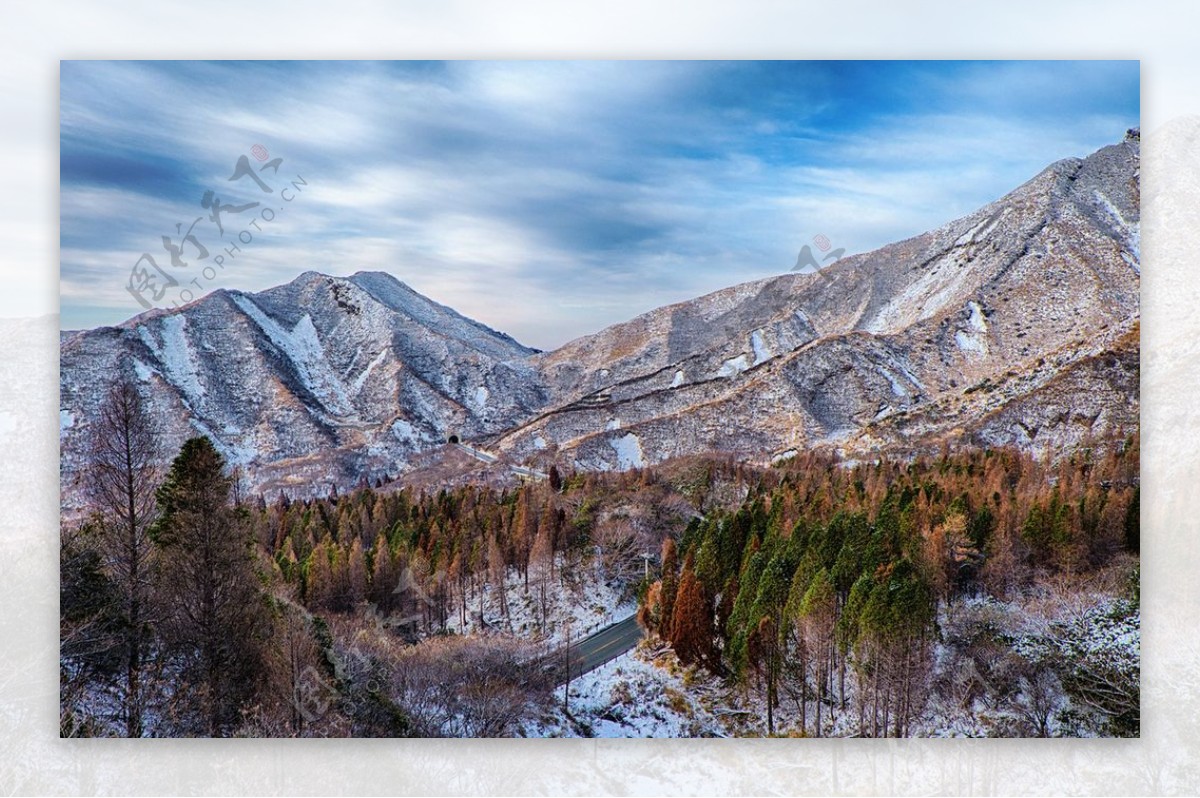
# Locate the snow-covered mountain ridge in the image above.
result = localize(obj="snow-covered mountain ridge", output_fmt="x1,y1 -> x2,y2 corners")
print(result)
60,132 -> 1139,503
492,131 -> 1139,469
60,270 -> 545,505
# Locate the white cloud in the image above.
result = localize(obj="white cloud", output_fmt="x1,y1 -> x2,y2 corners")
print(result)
59,61 -> 1138,348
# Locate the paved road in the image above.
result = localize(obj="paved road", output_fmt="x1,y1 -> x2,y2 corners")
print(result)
555,614 -> 643,684
454,442 -> 547,480
454,442 -> 498,463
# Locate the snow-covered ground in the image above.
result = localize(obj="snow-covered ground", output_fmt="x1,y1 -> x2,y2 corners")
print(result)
526,641 -> 729,738
439,553 -> 638,648
609,432 -> 645,470
520,580 -> 1139,738
917,587 -> 1139,738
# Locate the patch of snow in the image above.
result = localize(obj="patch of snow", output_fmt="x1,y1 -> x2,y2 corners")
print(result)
914,589 -> 1138,738
135,324 -> 156,355
391,418 -> 419,444
340,345 -> 363,381
529,645 -> 725,738
231,294 -> 355,417
610,432 -> 645,470
472,385 -> 490,409
1121,251 -> 1140,275
533,435 -> 547,450
750,329 -> 770,365
131,358 -> 154,382
140,316 -> 205,409
954,208 -> 1005,247
864,247 -> 979,334
606,417 -> 622,431
955,301 -> 990,356
771,449 -> 798,464
879,367 -> 908,397
59,409 -> 74,430
671,369 -> 685,388
955,330 -> 986,354
349,349 -> 387,397
402,381 -> 448,437
441,552 -> 635,646
967,300 -> 987,332
187,416 -> 254,466
1094,189 -> 1140,265
718,354 -> 750,378
890,358 -> 927,392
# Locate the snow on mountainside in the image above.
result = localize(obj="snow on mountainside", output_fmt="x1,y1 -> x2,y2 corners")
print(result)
493,131 -> 1140,469
60,271 -> 545,509
60,134 -> 1140,504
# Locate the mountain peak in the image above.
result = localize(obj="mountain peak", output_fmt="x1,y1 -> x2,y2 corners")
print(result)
60,135 -> 1138,499
492,134 -> 1138,469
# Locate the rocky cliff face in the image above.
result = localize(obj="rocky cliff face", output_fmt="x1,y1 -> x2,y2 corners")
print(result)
60,134 -> 1139,502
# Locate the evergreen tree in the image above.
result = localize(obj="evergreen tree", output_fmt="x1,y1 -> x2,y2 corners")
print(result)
306,537 -> 335,611
152,436 -> 270,736
59,521 -> 124,736
369,533 -> 396,613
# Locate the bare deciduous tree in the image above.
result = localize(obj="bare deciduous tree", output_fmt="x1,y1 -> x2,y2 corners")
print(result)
86,375 -> 160,737
383,635 -> 554,737
1012,667 -> 1064,737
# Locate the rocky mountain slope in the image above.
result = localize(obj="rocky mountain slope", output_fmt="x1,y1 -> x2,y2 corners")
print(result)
60,133 -> 1139,503
60,271 -> 544,506
493,131 -> 1140,468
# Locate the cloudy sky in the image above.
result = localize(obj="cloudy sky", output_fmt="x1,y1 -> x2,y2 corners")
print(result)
60,60 -> 1139,350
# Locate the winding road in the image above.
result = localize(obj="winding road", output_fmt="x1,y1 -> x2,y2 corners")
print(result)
453,442 -> 547,480
556,614 -> 644,684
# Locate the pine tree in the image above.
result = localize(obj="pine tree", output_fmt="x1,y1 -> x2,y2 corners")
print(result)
797,568 -> 837,737
1124,485 -> 1140,554
487,534 -> 509,623
530,524 -> 555,632
59,521 -> 123,736
152,436 -> 270,736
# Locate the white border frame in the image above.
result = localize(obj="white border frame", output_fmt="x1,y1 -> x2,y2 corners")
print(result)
4,1 -> 1195,793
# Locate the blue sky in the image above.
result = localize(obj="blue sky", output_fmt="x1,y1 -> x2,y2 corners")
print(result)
60,60 -> 1139,349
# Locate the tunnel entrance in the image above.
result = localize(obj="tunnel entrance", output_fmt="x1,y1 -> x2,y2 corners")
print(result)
448,434 -> 460,444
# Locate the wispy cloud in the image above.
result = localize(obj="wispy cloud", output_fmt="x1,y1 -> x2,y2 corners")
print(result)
60,60 -> 1139,348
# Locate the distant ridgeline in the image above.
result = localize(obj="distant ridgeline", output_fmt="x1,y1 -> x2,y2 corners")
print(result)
61,134 -> 1139,503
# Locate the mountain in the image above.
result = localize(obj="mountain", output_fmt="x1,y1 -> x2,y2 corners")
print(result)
60,271 -> 545,507
60,133 -> 1139,503
493,131 -> 1140,469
